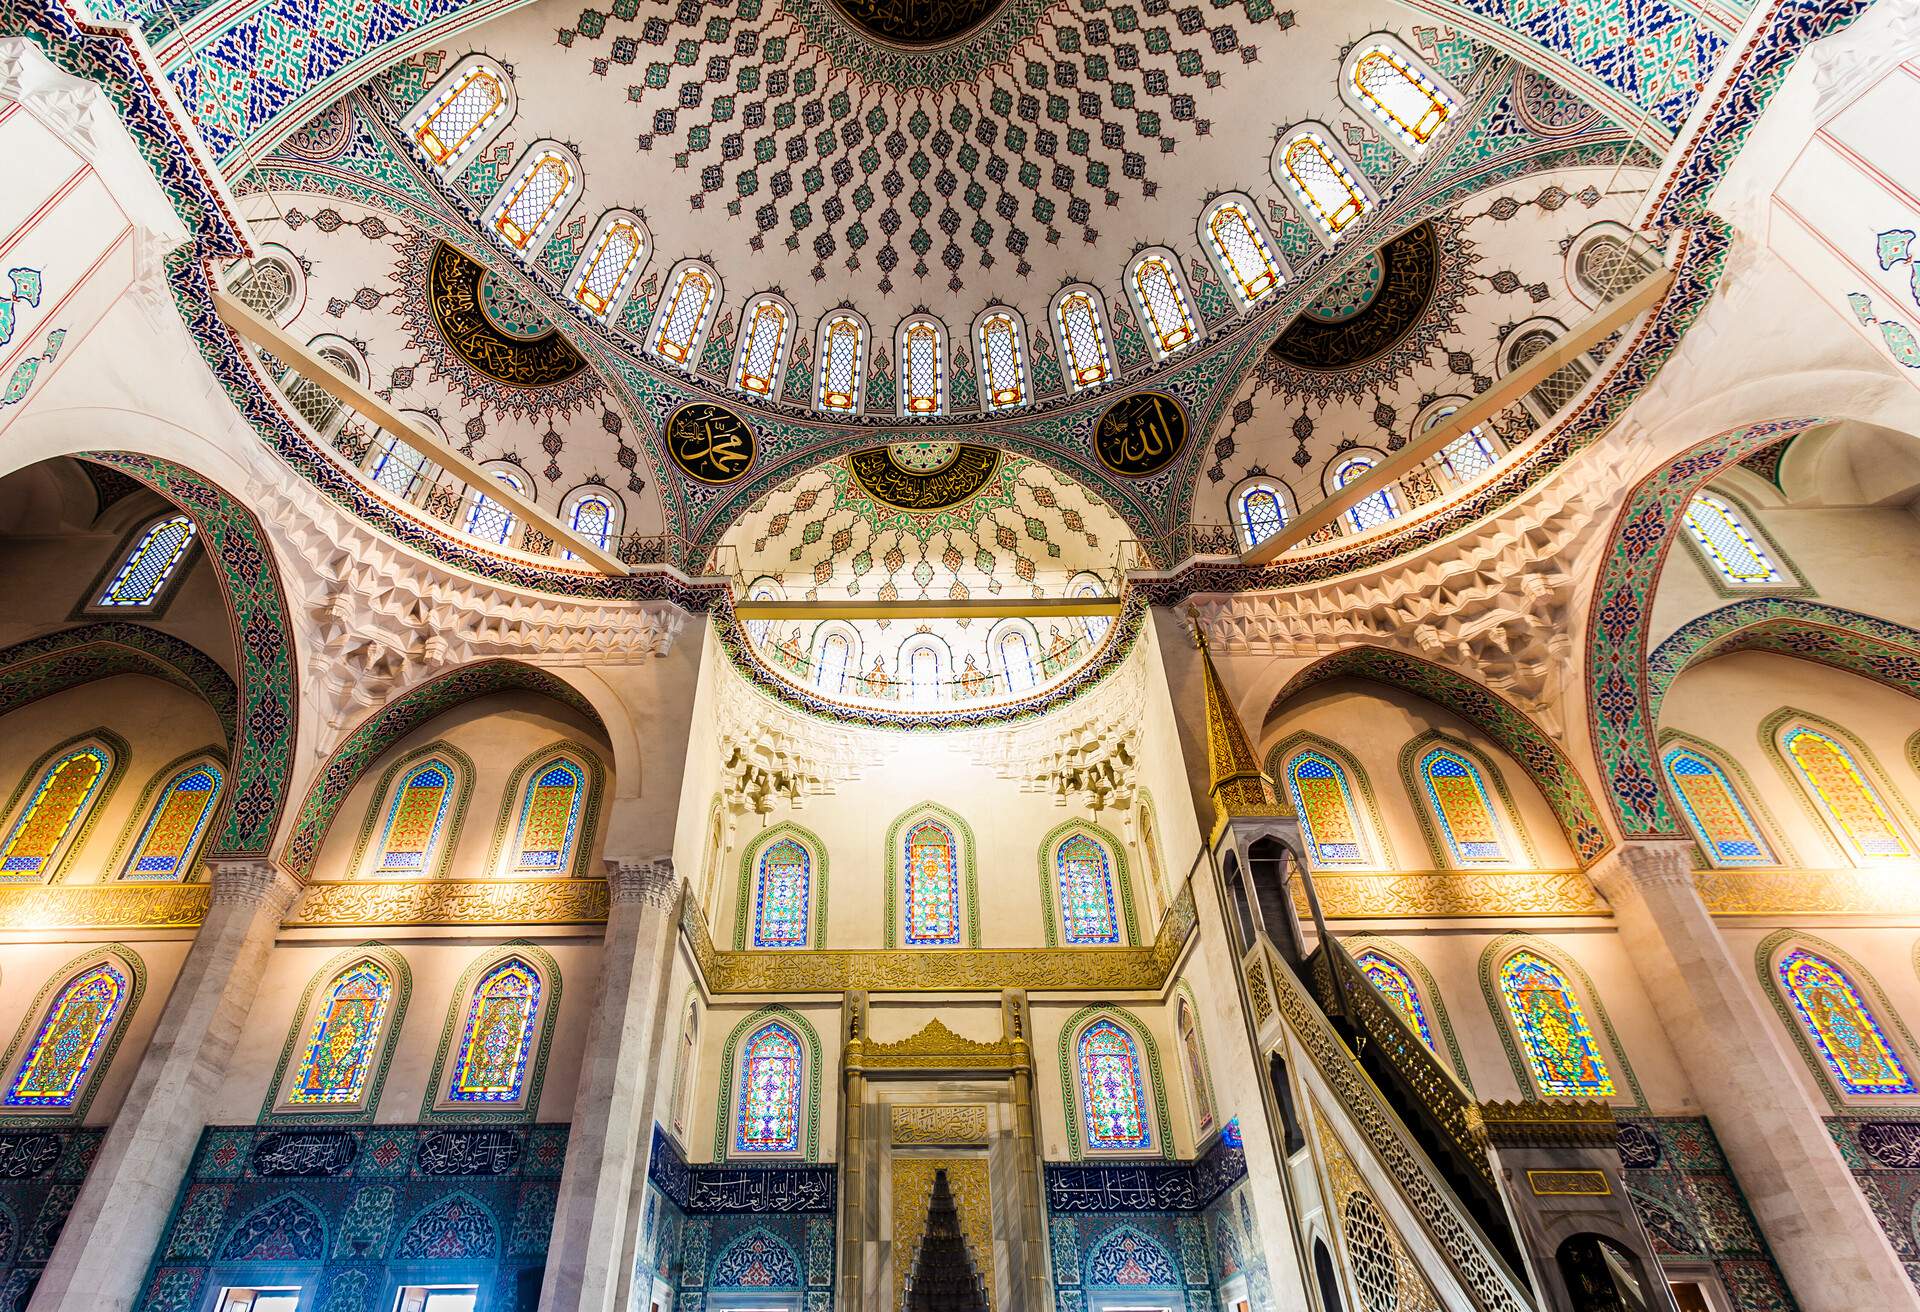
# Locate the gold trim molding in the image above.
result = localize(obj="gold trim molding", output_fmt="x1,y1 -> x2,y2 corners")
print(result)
0,883 -> 209,930
1695,869 -> 1920,916
858,1020 -> 1019,1071
286,878 -> 610,927
1295,870 -> 1605,919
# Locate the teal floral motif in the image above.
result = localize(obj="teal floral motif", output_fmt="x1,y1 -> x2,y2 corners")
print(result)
333,1184 -> 395,1258
0,266 -> 44,349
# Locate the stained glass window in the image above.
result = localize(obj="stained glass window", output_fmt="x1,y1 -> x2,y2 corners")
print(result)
1777,948 -> 1915,1095
4,962 -> 126,1108
1662,747 -> 1773,866
97,514 -> 196,608
734,1020 -> 803,1153
511,758 -> 587,873
1351,46 -> 1454,150
814,631 -> 851,693
1279,133 -> 1369,237
411,63 -> 507,170
1077,1018 -> 1152,1151
671,1001 -> 697,1136
1781,727 -> 1910,861
228,255 -> 297,322
488,149 -> 575,253
978,312 -> 1027,409
1420,748 -> 1507,863
1239,485 -> 1286,547
123,762 -> 222,880
1131,255 -> 1197,356
368,434 -> 430,500
1,745 -> 111,879
464,470 -> 523,546
735,299 -> 791,396
1285,751 -> 1367,866
1057,833 -> 1120,945
1204,201 -> 1282,306
1056,291 -> 1112,390
1683,495 -> 1783,585
449,957 -> 540,1102
372,760 -> 455,875
568,493 -> 618,553
899,319 -> 945,415
1177,999 -> 1213,1132
903,819 -> 961,946
816,315 -> 865,412
1335,457 -> 1398,533
1439,430 -> 1497,484
1354,949 -> 1434,1049
570,216 -> 647,320
1498,951 -> 1614,1096
752,838 -> 811,948
289,962 -> 393,1105
652,266 -> 715,365
1000,630 -> 1036,694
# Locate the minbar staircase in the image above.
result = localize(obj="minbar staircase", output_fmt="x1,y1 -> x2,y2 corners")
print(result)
903,1168 -> 990,1312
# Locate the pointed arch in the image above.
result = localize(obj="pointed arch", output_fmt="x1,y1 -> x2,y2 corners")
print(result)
1479,935 -> 1642,1108
1083,1221 -> 1183,1288
814,309 -> 869,413
422,942 -> 561,1120
1762,708 -> 1915,864
733,822 -> 828,950
1132,789 -> 1171,917
263,944 -> 411,1122
1199,193 -> 1285,309
1657,731 -> 1788,868
402,55 -> 515,176
1271,125 -> 1373,243
489,741 -> 606,879
1125,247 -> 1200,359
711,1225 -> 804,1289
971,306 -> 1029,411
346,741 -> 474,881
219,1192 -> 327,1261
715,1006 -> 821,1161
1038,818 -> 1139,947
1399,732 -> 1539,868
647,259 -> 722,368
1267,733 -> 1393,870
733,293 -> 797,398
884,802 -> 979,947
0,623 -> 236,747
110,747 -> 227,881
1338,35 -> 1460,155
0,729 -> 126,884
567,210 -> 651,322
670,987 -> 701,1143
1051,284 -> 1114,391
0,946 -> 145,1120
84,510 -> 198,614
395,1190 -> 499,1259
1345,935 -> 1472,1089
483,141 -> 581,256
1759,932 -> 1920,1108
1058,1006 -> 1174,1159
1171,980 -> 1219,1140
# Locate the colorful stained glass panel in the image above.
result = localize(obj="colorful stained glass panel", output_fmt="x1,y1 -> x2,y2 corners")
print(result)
903,820 -> 960,946
1662,748 -> 1771,866
513,760 -> 585,872
1421,749 -> 1505,863
1078,1019 -> 1152,1150
1354,950 -> 1435,1049
450,958 -> 540,1102
97,515 -> 195,607
1,747 -> 110,878
375,762 -> 453,874
1778,948 -> 1915,1095
289,963 -> 392,1106
1286,752 -> 1365,865
5,963 -> 126,1107
735,1021 -> 802,1153
1057,834 -> 1120,944
1499,951 -> 1614,1097
125,764 -> 221,880
753,839 -> 811,948
1782,728 -> 1910,860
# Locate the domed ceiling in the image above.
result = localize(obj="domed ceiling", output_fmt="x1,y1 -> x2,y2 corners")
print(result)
234,0 -> 1659,572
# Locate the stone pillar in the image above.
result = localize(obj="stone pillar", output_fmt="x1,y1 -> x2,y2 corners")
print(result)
1590,842 -> 1918,1312
540,858 -> 681,1312
29,859 -> 298,1312
839,993 -> 867,1312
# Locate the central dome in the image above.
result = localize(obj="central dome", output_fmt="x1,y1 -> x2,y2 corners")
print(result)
825,0 -> 1011,46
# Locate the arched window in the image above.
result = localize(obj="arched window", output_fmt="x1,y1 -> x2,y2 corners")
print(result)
649,262 -> 717,366
999,628 -> 1036,694
123,761 -> 222,880
1285,750 -> 1369,867
1334,455 -> 1398,534
509,756 -> 589,873
563,488 -> 622,555
752,838 -> 812,948
734,296 -> 792,397
897,317 -> 946,415
813,630 -> 853,693
465,468 -> 526,547
1419,747 -> 1508,864
1054,287 -> 1113,390
226,250 -> 300,322
734,1020 -> 803,1153
1505,322 -> 1591,421
1436,417 -> 1498,484
1570,226 -> 1658,304
1776,947 -> 1914,1095
1238,484 -> 1287,547
4,961 -> 127,1108
1077,1018 -> 1152,1151
670,998 -> 698,1138
1071,573 -> 1111,648
1275,130 -> 1370,239
1055,833 -> 1120,945
568,212 -> 649,321
1201,197 -> 1283,307
1662,746 -> 1774,866
1,743 -> 113,880
449,957 -> 541,1103
1682,494 -> 1783,586
1498,950 -> 1614,1096
95,513 -> 196,609
815,312 -> 866,413
406,58 -> 511,173
370,758 -> 457,876
279,339 -> 360,437
1354,949 -> 1435,1049
1128,252 -> 1198,358
903,820 -> 961,946
485,145 -> 578,254
976,309 -> 1028,410
289,961 -> 394,1105
1176,996 -> 1214,1134
903,640 -> 944,704
1780,725 -> 1911,861
1346,42 -> 1456,151
367,428 -> 433,502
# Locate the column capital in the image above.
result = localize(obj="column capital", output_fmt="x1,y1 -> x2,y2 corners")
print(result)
205,859 -> 301,915
1587,839 -> 1697,897
608,856 -> 678,908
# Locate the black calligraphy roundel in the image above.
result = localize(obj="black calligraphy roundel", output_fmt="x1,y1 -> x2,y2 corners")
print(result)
1093,391 -> 1188,477
426,242 -> 587,388
664,401 -> 757,484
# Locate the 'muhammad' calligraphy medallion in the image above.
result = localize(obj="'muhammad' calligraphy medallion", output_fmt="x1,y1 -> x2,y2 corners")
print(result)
664,402 -> 757,483
1093,391 -> 1187,477
426,242 -> 587,387
847,442 -> 1000,511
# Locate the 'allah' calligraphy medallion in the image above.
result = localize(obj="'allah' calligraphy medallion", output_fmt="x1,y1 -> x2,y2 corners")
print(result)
1093,391 -> 1187,477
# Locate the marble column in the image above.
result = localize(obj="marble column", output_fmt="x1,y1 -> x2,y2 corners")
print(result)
29,859 -> 299,1312
1590,841 -> 1918,1312
540,858 -> 681,1312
